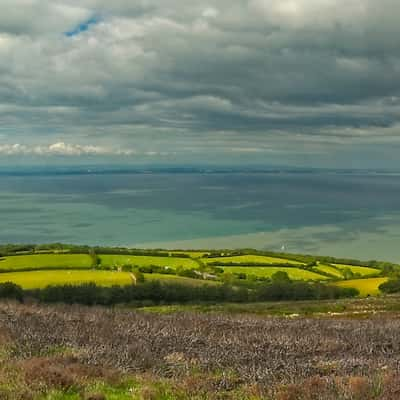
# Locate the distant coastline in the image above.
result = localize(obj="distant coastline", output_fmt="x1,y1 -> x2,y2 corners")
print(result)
2,165 -> 400,177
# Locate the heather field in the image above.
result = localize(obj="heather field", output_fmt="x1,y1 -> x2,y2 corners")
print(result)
2,301 -> 400,399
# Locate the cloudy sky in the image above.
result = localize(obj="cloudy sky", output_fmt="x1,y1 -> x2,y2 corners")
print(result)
1,0 -> 400,167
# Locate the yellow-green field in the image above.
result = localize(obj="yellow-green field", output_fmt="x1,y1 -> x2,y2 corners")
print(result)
202,255 -> 304,265
99,255 -> 198,269
334,277 -> 388,297
314,264 -> 344,278
333,264 -> 380,277
0,270 -> 133,289
0,254 -> 92,271
222,266 -> 328,280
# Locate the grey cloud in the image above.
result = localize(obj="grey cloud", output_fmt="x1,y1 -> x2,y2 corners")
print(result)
1,1 -> 400,166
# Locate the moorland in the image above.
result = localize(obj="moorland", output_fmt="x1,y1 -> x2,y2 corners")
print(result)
2,243 -> 400,399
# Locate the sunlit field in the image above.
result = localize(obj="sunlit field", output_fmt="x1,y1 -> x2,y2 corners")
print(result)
334,277 -> 388,297
202,254 -> 304,265
222,266 -> 328,280
0,254 -> 92,271
99,254 -> 198,269
0,270 -> 132,289
333,264 -> 381,276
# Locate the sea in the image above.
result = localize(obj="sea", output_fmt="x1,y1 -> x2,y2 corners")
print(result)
1,166 -> 400,262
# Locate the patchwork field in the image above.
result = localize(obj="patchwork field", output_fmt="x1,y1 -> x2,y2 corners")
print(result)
0,254 -> 92,271
99,254 -> 198,269
144,273 -> 218,286
333,264 -> 381,276
222,266 -> 328,280
334,277 -> 388,297
203,254 -> 304,265
314,264 -> 344,278
0,250 -> 395,297
0,270 -> 133,289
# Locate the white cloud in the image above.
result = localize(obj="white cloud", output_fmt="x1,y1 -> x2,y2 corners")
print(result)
0,142 -> 136,156
202,7 -> 219,18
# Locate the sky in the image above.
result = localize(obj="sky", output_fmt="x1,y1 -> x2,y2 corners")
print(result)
1,0 -> 400,168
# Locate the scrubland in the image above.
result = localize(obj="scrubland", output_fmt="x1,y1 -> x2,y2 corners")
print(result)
1,301 -> 400,399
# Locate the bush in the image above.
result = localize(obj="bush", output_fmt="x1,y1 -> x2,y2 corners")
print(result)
0,282 -> 24,302
379,279 -> 400,293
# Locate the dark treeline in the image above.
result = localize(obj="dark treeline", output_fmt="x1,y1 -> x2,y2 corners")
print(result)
0,243 -> 190,258
379,279 -> 400,294
0,279 -> 358,306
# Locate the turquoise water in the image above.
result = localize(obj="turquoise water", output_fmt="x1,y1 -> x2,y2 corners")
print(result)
1,170 -> 400,262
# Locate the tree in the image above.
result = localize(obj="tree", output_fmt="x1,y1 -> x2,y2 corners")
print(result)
271,270 -> 291,284
89,249 -> 100,268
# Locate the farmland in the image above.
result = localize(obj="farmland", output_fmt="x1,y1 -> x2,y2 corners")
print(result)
0,253 -> 92,271
334,277 -> 389,297
314,264 -> 344,278
333,263 -> 381,277
222,266 -> 329,280
0,246 -> 397,295
202,254 -> 305,265
0,245 -> 400,398
144,273 -> 219,286
99,254 -> 198,269
0,270 -> 133,289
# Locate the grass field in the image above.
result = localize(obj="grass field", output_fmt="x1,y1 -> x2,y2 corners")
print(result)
99,254 -> 198,269
333,264 -> 381,276
0,270 -> 133,289
0,254 -> 92,271
221,266 -> 328,280
202,254 -> 304,265
334,277 -> 388,297
314,264 -> 344,278
144,273 -> 218,286
172,251 -> 210,258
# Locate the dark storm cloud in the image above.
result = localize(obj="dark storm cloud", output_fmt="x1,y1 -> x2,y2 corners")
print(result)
1,0 -> 400,164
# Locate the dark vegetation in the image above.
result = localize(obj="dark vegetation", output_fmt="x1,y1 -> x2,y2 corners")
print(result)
0,275 -> 358,306
2,302 -> 400,399
379,278 -> 400,294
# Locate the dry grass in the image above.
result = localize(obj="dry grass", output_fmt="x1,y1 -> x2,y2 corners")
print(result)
3,301 -> 400,398
1,302 -> 400,385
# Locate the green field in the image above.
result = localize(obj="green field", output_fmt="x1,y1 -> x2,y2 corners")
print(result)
99,254 -> 198,269
203,254 -> 304,265
144,273 -> 218,286
222,266 -> 328,280
0,270 -> 133,289
333,264 -> 381,276
314,264 -> 343,278
0,254 -> 92,271
172,251 -> 210,258
334,277 -> 388,297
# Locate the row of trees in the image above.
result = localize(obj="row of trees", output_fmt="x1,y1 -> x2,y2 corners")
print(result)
0,274 -> 358,306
